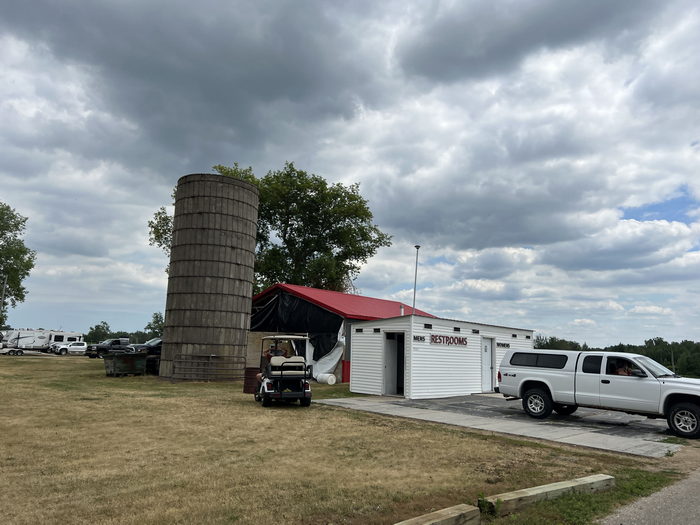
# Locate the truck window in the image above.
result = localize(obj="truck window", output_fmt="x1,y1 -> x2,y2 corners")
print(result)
537,354 -> 568,368
510,352 -> 568,369
510,353 -> 537,367
582,355 -> 602,373
606,358 -> 642,376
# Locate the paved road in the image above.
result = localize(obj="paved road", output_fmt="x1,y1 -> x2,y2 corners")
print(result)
598,468 -> 700,524
317,394 -> 681,457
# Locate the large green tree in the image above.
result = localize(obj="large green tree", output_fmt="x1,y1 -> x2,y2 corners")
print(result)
86,321 -> 111,343
148,162 -> 391,292
0,202 -> 36,326
145,312 -> 164,338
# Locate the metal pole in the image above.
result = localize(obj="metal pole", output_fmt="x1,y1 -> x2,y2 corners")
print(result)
671,348 -> 676,373
412,245 -> 420,313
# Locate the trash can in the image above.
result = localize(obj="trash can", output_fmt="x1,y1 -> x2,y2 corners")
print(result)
103,352 -> 147,377
243,367 -> 260,394
146,355 -> 161,375
341,360 -> 351,383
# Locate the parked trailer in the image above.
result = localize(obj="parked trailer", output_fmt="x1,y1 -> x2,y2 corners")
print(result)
2,330 -> 83,352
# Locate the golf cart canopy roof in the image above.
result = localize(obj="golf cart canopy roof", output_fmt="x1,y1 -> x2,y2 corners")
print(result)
262,335 -> 310,341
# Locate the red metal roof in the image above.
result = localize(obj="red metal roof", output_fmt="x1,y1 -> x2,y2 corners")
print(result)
253,283 -> 436,321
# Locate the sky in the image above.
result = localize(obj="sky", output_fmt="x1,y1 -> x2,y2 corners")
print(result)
1,0 -> 699,348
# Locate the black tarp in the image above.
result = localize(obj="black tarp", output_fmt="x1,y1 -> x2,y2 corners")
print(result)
251,291 -> 343,361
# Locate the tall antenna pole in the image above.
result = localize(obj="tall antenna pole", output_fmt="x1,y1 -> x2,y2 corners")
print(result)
412,245 -> 420,313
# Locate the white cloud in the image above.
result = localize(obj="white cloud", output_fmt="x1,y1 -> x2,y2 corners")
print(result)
629,305 -> 673,315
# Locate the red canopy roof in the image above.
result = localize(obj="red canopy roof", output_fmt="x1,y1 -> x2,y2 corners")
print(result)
253,283 -> 435,321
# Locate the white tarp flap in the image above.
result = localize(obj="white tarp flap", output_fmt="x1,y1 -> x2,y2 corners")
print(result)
309,325 -> 345,379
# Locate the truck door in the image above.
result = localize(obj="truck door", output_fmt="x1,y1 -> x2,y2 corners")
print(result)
599,356 -> 660,412
574,354 -> 602,406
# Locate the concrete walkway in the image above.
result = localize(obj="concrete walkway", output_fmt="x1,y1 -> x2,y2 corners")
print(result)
317,397 -> 681,458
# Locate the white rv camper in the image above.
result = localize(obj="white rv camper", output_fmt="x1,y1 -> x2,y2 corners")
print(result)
3,330 -> 83,351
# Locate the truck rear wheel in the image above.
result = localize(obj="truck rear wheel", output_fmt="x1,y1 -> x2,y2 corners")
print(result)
668,402 -> 700,438
522,388 -> 553,419
553,403 -> 578,416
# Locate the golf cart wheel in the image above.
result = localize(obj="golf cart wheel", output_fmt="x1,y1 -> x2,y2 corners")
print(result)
668,402 -> 700,438
300,397 -> 311,407
254,393 -> 261,402
261,396 -> 272,407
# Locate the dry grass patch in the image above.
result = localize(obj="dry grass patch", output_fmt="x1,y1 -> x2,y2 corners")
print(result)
0,357 -> 659,524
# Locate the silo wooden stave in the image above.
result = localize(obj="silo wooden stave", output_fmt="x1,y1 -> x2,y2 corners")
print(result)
159,173 -> 259,380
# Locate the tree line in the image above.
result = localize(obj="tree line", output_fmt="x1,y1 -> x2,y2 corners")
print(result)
535,335 -> 700,377
84,313 -> 164,344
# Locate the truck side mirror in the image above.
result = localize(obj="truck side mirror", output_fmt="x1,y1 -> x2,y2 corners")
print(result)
631,369 -> 647,378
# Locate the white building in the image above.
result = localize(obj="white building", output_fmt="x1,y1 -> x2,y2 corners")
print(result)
349,314 -> 534,399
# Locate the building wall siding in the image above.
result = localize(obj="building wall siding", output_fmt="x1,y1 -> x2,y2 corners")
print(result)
349,315 -> 534,399
349,317 -> 409,395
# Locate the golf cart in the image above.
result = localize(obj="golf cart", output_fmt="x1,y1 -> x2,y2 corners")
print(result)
255,335 -> 313,407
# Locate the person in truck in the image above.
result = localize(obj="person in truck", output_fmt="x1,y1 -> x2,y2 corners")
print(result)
616,362 -> 633,376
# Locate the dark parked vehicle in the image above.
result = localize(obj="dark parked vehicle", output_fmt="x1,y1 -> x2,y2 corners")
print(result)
126,338 -> 162,355
86,338 -> 130,358
126,338 -> 162,375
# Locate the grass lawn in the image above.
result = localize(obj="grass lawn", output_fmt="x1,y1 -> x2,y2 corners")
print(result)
0,357 -> 687,524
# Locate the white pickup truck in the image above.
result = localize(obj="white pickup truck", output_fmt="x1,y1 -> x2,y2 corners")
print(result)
498,349 -> 700,438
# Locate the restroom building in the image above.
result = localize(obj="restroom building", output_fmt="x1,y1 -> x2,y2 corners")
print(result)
349,314 -> 534,399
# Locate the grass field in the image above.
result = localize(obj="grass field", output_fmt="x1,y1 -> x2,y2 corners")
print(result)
0,357 -> 686,524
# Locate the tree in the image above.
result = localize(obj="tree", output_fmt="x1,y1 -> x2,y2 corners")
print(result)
0,202 -> 37,326
86,321 -> 111,343
534,335 -> 582,351
148,162 -> 391,292
145,312 -> 164,337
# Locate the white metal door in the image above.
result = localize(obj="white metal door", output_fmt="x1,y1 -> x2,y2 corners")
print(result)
481,338 -> 494,391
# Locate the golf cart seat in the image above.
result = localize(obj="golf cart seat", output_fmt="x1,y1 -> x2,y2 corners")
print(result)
267,355 -> 308,377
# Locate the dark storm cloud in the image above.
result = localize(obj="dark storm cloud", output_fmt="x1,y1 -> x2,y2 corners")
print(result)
369,161 -> 613,251
539,220 -> 698,271
397,0 -> 658,82
580,252 -> 700,287
2,0 -> 699,346
0,0 -> 388,174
